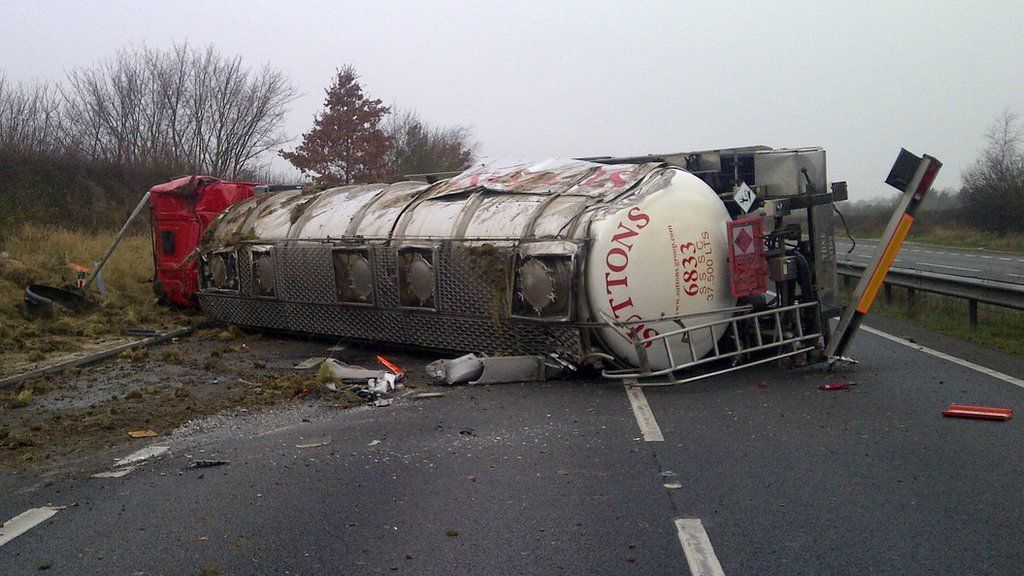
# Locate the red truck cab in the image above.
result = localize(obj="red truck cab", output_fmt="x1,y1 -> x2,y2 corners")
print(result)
149,176 -> 259,307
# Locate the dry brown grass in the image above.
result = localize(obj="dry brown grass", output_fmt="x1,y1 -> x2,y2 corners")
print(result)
0,224 -> 185,374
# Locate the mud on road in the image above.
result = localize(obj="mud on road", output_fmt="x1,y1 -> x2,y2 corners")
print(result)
0,326 -> 438,474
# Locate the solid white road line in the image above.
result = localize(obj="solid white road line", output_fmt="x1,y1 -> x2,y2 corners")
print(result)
675,518 -> 726,576
921,263 -> 981,272
861,326 -> 1024,389
0,507 -> 61,547
624,380 -> 664,442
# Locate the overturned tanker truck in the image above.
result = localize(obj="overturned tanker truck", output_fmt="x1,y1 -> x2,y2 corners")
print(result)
196,147 -> 940,384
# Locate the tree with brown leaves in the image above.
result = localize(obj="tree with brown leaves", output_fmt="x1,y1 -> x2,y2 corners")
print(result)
281,66 -> 391,186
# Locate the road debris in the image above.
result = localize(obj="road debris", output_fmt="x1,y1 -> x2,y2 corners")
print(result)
942,404 -> 1012,421
294,357 -> 327,370
376,355 -> 405,375
818,382 -> 857,391
426,354 -> 483,385
427,353 -> 573,385
322,359 -> 387,382
114,445 -> 170,467
127,429 -> 158,438
296,440 -> 331,449
91,466 -> 137,478
368,440 -> 381,446
190,459 -> 229,469
410,392 -> 445,400
373,398 -> 392,407
446,529 -> 459,537
459,427 -> 474,436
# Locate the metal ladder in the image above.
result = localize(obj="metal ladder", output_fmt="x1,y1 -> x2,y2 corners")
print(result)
601,301 -> 823,385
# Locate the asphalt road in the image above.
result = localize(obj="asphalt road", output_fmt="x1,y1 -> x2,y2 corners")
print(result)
1,319 -> 1022,575
836,238 -> 1024,285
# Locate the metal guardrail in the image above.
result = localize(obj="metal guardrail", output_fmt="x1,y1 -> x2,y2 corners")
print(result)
836,261 -> 1024,328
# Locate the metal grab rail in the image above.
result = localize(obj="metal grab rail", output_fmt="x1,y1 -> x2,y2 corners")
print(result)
600,301 -> 822,382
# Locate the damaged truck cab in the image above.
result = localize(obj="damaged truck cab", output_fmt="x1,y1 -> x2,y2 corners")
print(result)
194,147 -> 939,383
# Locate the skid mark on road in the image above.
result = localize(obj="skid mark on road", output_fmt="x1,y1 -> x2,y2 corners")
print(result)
624,380 -> 664,441
0,507 -> 61,548
675,518 -> 726,576
862,326 -> 1024,389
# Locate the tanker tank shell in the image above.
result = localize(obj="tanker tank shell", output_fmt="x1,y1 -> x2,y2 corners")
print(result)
585,168 -> 735,370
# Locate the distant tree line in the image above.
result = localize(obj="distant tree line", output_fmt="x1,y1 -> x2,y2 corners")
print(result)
0,43 -> 297,233
1,50 -> 478,234
1,43 -> 295,179
843,111 -> 1023,238
960,111 -> 1024,235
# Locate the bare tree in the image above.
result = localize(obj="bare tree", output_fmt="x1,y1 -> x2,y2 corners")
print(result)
0,74 -> 64,154
961,111 -> 1024,234
61,43 -> 297,178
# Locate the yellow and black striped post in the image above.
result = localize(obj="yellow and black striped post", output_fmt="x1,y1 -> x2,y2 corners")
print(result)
825,150 -> 942,361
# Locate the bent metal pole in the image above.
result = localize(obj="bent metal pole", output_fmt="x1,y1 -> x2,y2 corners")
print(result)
83,190 -> 152,292
825,150 -> 941,361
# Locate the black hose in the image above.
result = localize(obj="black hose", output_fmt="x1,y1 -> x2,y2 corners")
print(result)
789,250 -> 814,301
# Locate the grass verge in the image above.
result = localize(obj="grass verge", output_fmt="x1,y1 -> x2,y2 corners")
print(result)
842,283 -> 1024,357
0,224 -> 192,374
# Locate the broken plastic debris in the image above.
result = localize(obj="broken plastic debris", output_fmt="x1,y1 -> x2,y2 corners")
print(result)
127,429 -> 158,438
942,404 -> 1012,421
91,466 -> 137,478
114,445 -> 170,467
294,357 -> 327,370
367,373 -> 397,394
368,440 -> 381,446
427,353 -> 484,385
373,398 -> 392,407
426,353 -> 574,385
323,358 -> 387,382
190,459 -> 229,469
470,355 -> 565,385
376,355 -> 405,375
296,440 -> 331,449
818,382 -> 857,391
411,392 -> 445,400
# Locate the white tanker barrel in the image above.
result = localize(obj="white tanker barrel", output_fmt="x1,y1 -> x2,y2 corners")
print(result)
584,168 -> 735,371
196,160 -> 739,371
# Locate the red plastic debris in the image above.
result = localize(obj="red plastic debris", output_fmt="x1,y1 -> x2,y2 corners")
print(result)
376,355 -> 405,376
818,383 -> 857,391
942,405 -> 1012,421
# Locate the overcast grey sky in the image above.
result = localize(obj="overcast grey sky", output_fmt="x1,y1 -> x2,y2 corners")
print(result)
4,0 -> 1022,200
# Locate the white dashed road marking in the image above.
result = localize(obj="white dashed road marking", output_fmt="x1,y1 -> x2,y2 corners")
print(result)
921,262 -> 981,272
862,326 -> 1024,389
625,380 -> 663,442
0,507 -> 61,547
676,518 -> 726,576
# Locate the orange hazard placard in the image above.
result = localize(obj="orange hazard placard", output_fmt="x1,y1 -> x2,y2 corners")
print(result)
727,217 -> 767,299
